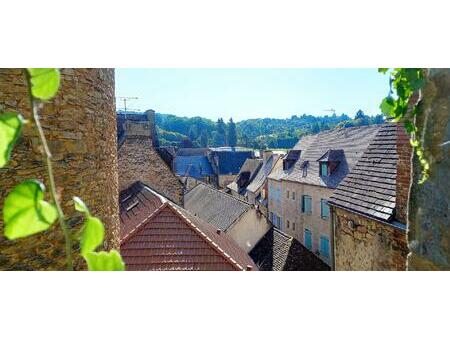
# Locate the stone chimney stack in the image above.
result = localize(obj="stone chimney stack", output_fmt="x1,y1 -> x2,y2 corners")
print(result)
145,109 -> 159,148
262,150 -> 273,162
395,124 -> 412,224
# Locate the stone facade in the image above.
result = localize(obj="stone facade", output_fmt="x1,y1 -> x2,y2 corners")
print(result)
0,68 -> 120,270
118,111 -> 183,205
408,69 -> 450,270
333,208 -> 408,271
268,178 -> 334,265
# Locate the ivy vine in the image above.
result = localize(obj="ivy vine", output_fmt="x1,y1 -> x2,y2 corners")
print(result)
0,69 -> 125,271
378,68 -> 429,183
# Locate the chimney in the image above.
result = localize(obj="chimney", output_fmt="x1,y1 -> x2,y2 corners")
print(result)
262,150 -> 273,162
145,109 -> 159,147
395,124 -> 412,224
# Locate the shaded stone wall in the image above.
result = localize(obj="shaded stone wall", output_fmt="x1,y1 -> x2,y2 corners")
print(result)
408,69 -> 450,270
118,132 -> 183,205
333,207 -> 408,271
0,68 -> 120,270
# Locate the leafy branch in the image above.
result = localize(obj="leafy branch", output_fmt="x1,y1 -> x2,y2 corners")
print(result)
378,68 -> 429,183
0,68 -> 125,271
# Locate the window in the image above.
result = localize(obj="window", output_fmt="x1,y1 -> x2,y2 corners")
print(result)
292,222 -> 296,231
320,235 -> 330,258
287,220 -> 290,229
301,195 -> 312,214
321,199 -> 330,219
320,162 -> 328,177
292,191 -> 296,200
287,190 -> 290,199
304,228 -> 312,250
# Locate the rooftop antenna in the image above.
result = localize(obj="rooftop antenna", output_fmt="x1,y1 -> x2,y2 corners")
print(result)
323,108 -> 336,115
117,97 -> 139,117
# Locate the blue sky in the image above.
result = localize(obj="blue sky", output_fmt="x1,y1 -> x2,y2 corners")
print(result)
115,69 -> 389,121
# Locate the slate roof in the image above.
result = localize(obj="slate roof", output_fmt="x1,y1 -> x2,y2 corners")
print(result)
119,181 -> 257,271
329,123 -> 406,223
176,148 -> 209,156
268,125 -> 381,188
211,149 -> 254,175
228,158 -> 263,193
174,155 -> 215,179
184,183 -> 251,232
246,154 -> 282,193
249,227 -> 330,271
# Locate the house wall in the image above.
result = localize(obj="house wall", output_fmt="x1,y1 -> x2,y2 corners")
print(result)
0,68 -> 120,270
219,174 -> 237,188
333,207 -> 408,271
226,208 -> 270,253
268,178 -> 334,265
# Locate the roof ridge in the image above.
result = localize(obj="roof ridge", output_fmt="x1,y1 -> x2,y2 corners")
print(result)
189,181 -> 253,207
166,202 -> 245,271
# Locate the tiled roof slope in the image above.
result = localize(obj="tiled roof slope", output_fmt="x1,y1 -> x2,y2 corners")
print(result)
247,154 -> 282,193
212,149 -> 254,175
329,123 -> 405,222
249,227 -> 330,271
120,181 -> 257,271
269,125 -> 381,188
228,158 -> 263,193
184,183 -> 251,231
174,155 -> 215,178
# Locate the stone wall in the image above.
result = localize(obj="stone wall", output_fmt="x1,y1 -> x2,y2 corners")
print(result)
0,68 -> 120,270
408,69 -> 450,270
118,117 -> 184,205
333,207 -> 408,271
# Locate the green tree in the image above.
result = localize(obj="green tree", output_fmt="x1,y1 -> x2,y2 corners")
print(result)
227,118 -> 237,147
199,130 -> 209,147
215,118 -> 226,146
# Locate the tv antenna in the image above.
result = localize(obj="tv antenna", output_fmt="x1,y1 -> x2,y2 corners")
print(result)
323,108 -> 336,114
117,97 -> 139,115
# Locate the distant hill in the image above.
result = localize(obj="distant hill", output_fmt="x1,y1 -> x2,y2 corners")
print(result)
117,110 -> 385,149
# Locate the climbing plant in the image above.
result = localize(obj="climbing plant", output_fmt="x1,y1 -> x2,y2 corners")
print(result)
0,68 -> 125,271
378,68 -> 429,183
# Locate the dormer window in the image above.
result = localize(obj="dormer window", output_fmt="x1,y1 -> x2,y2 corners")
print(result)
317,149 -> 344,177
320,162 -> 329,177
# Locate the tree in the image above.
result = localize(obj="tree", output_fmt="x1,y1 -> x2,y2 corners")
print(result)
188,126 -> 197,141
199,130 -> 209,147
215,118 -> 226,146
227,118 -> 237,147
180,137 -> 194,148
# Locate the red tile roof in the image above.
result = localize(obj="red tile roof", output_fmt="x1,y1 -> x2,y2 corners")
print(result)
120,181 -> 257,271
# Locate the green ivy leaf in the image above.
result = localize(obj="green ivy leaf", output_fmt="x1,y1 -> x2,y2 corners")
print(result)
84,250 -> 125,271
3,180 -> 57,240
73,196 -> 90,215
27,68 -> 60,100
0,112 -> 23,168
378,68 -> 389,74
404,120 -> 417,134
80,216 -> 105,255
380,96 -> 395,116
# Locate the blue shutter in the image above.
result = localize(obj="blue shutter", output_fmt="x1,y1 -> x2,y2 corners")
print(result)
304,229 -> 312,250
320,236 -> 330,258
321,199 -> 330,219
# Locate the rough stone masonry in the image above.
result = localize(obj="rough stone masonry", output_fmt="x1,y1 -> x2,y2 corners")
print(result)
0,68 -> 120,270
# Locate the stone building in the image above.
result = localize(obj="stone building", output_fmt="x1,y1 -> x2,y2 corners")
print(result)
329,123 -> 411,270
184,182 -> 270,253
117,110 -> 184,205
0,68 -> 120,270
267,125 -> 381,266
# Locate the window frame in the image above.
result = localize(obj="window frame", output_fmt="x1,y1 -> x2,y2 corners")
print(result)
301,195 -> 312,214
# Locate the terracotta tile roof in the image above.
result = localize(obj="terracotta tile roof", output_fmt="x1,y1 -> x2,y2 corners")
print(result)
120,181 -> 257,271
268,125 -> 381,188
249,227 -> 330,271
184,183 -> 251,231
329,123 -> 407,223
